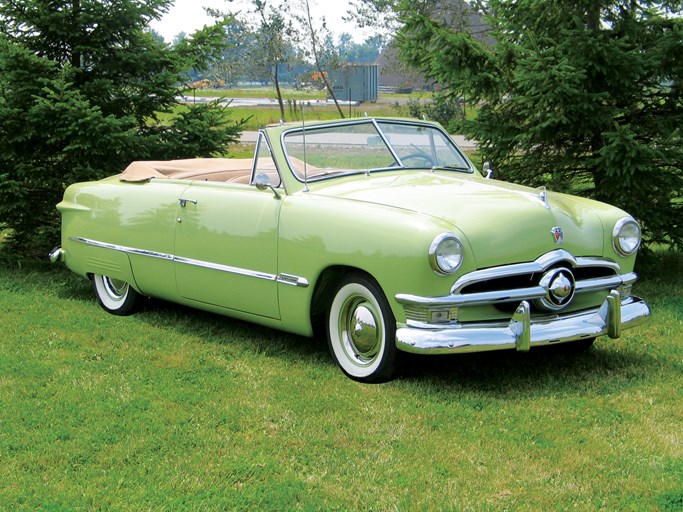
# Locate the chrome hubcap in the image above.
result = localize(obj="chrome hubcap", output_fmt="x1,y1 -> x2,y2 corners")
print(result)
103,277 -> 128,301
350,305 -> 378,356
341,298 -> 381,364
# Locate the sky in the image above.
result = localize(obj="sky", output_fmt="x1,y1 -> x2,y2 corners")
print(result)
150,0 -> 369,43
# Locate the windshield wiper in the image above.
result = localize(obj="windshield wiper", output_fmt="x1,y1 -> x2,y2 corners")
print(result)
306,169 -> 350,179
430,165 -> 471,172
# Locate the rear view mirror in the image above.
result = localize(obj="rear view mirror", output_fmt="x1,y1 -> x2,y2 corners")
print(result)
483,161 -> 493,179
253,173 -> 281,199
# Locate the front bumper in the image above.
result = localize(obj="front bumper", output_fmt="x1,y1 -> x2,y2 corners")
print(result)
395,291 -> 650,355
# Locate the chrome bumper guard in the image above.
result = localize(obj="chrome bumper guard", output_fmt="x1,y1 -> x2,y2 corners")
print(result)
49,246 -> 65,264
395,291 -> 650,355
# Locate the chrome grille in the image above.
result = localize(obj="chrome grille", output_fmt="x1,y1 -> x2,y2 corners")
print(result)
450,249 -> 634,313
458,265 -> 617,296
396,250 -> 638,325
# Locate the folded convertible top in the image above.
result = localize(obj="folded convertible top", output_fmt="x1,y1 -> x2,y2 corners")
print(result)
119,158 -> 253,182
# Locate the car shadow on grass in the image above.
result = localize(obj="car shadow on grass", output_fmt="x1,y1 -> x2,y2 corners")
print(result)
46,268 -> 330,365
141,297 -> 331,363
50,267 -> 662,396
143,295 -> 660,398
399,340 -> 662,398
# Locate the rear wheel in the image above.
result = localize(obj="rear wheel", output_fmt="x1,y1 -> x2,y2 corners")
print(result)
326,273 -> 401,383
92,274 -> 144,316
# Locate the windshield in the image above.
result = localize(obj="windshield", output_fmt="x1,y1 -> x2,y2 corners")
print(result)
282,119 -> 471,182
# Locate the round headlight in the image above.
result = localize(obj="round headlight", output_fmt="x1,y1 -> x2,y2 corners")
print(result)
613,217 -> 641,256
429,233 -> 464,275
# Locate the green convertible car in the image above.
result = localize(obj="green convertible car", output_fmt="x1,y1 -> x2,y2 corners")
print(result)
51,117 -> 650,382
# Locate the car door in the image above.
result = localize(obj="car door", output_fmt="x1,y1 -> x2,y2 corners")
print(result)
173,181 -> 281,319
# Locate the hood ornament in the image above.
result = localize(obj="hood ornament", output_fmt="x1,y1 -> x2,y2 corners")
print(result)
527,186 -> 552,209
551,227 -> 564,244
537,186 -> 551,209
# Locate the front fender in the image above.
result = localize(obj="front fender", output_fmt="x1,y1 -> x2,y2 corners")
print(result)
276,193 -> 474,334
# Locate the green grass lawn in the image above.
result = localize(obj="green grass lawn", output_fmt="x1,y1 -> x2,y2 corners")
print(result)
187,86 -> 328,101
1,252 -> 681,511
186,87 -> 430,102
159,102 -> 404,133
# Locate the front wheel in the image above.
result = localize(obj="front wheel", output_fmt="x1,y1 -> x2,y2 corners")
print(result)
326,273 -> 402,383
92,274 -> 144,316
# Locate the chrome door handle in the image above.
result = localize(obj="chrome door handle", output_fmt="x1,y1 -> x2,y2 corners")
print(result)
178,198 -> 198,207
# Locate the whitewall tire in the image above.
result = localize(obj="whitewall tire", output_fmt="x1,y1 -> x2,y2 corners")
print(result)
92,274 -> 144,316
326,273 -> 401,383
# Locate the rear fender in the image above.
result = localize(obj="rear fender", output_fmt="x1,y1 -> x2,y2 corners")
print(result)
62,238 -> 140,293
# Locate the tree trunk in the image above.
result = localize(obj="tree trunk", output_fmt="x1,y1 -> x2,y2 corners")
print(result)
317,62 -> 344,118
71,0 -> 82,68
273,62 -> 286,121
302,0 -> 344,118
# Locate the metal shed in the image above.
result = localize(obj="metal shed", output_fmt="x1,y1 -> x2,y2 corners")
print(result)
330,64 -> 379,103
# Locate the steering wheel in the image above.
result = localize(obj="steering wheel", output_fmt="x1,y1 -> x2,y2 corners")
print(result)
399,152 -> 435,167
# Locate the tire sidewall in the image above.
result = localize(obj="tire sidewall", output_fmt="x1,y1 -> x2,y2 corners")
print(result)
326,274 -> 399,382
92,274 -> 142,316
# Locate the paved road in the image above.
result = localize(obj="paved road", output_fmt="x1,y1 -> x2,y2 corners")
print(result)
237,130 -> 478,150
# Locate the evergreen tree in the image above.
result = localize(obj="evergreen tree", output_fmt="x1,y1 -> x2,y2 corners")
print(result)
397,0 -> 683,248
0,0 -> 246,257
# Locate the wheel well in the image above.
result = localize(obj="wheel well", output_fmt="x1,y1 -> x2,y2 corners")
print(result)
310,265 -> 371,336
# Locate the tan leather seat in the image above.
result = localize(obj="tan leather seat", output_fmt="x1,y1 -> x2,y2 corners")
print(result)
227,174 -> 252,184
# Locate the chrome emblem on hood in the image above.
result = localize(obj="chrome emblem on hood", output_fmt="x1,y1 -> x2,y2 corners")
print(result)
551,227 -> 564,244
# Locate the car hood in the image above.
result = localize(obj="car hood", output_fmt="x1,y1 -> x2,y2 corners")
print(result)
309,172 -> 605,268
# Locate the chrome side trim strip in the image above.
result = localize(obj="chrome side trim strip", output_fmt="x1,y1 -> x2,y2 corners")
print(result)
173,255 -> 277,281
276,273 -> 310,288
69,237 -> 309,287
70,237 -> 173,261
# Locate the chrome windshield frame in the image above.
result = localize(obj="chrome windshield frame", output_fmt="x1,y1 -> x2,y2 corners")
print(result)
280,118 -> 473,184
252,130 -> 287,193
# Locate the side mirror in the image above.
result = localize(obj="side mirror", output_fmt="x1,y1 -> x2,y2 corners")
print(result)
483,161 -> 493,179
253,173 -> 281,199
254,173 -> 271,190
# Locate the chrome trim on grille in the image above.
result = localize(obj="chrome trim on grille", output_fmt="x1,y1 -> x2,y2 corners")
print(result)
397,249 -> 635,326
69,237 -> 309,287
399,268 -> 639,324
398,285 -> 547,309
575,272 -> 637,293
451,249 -> 620,294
